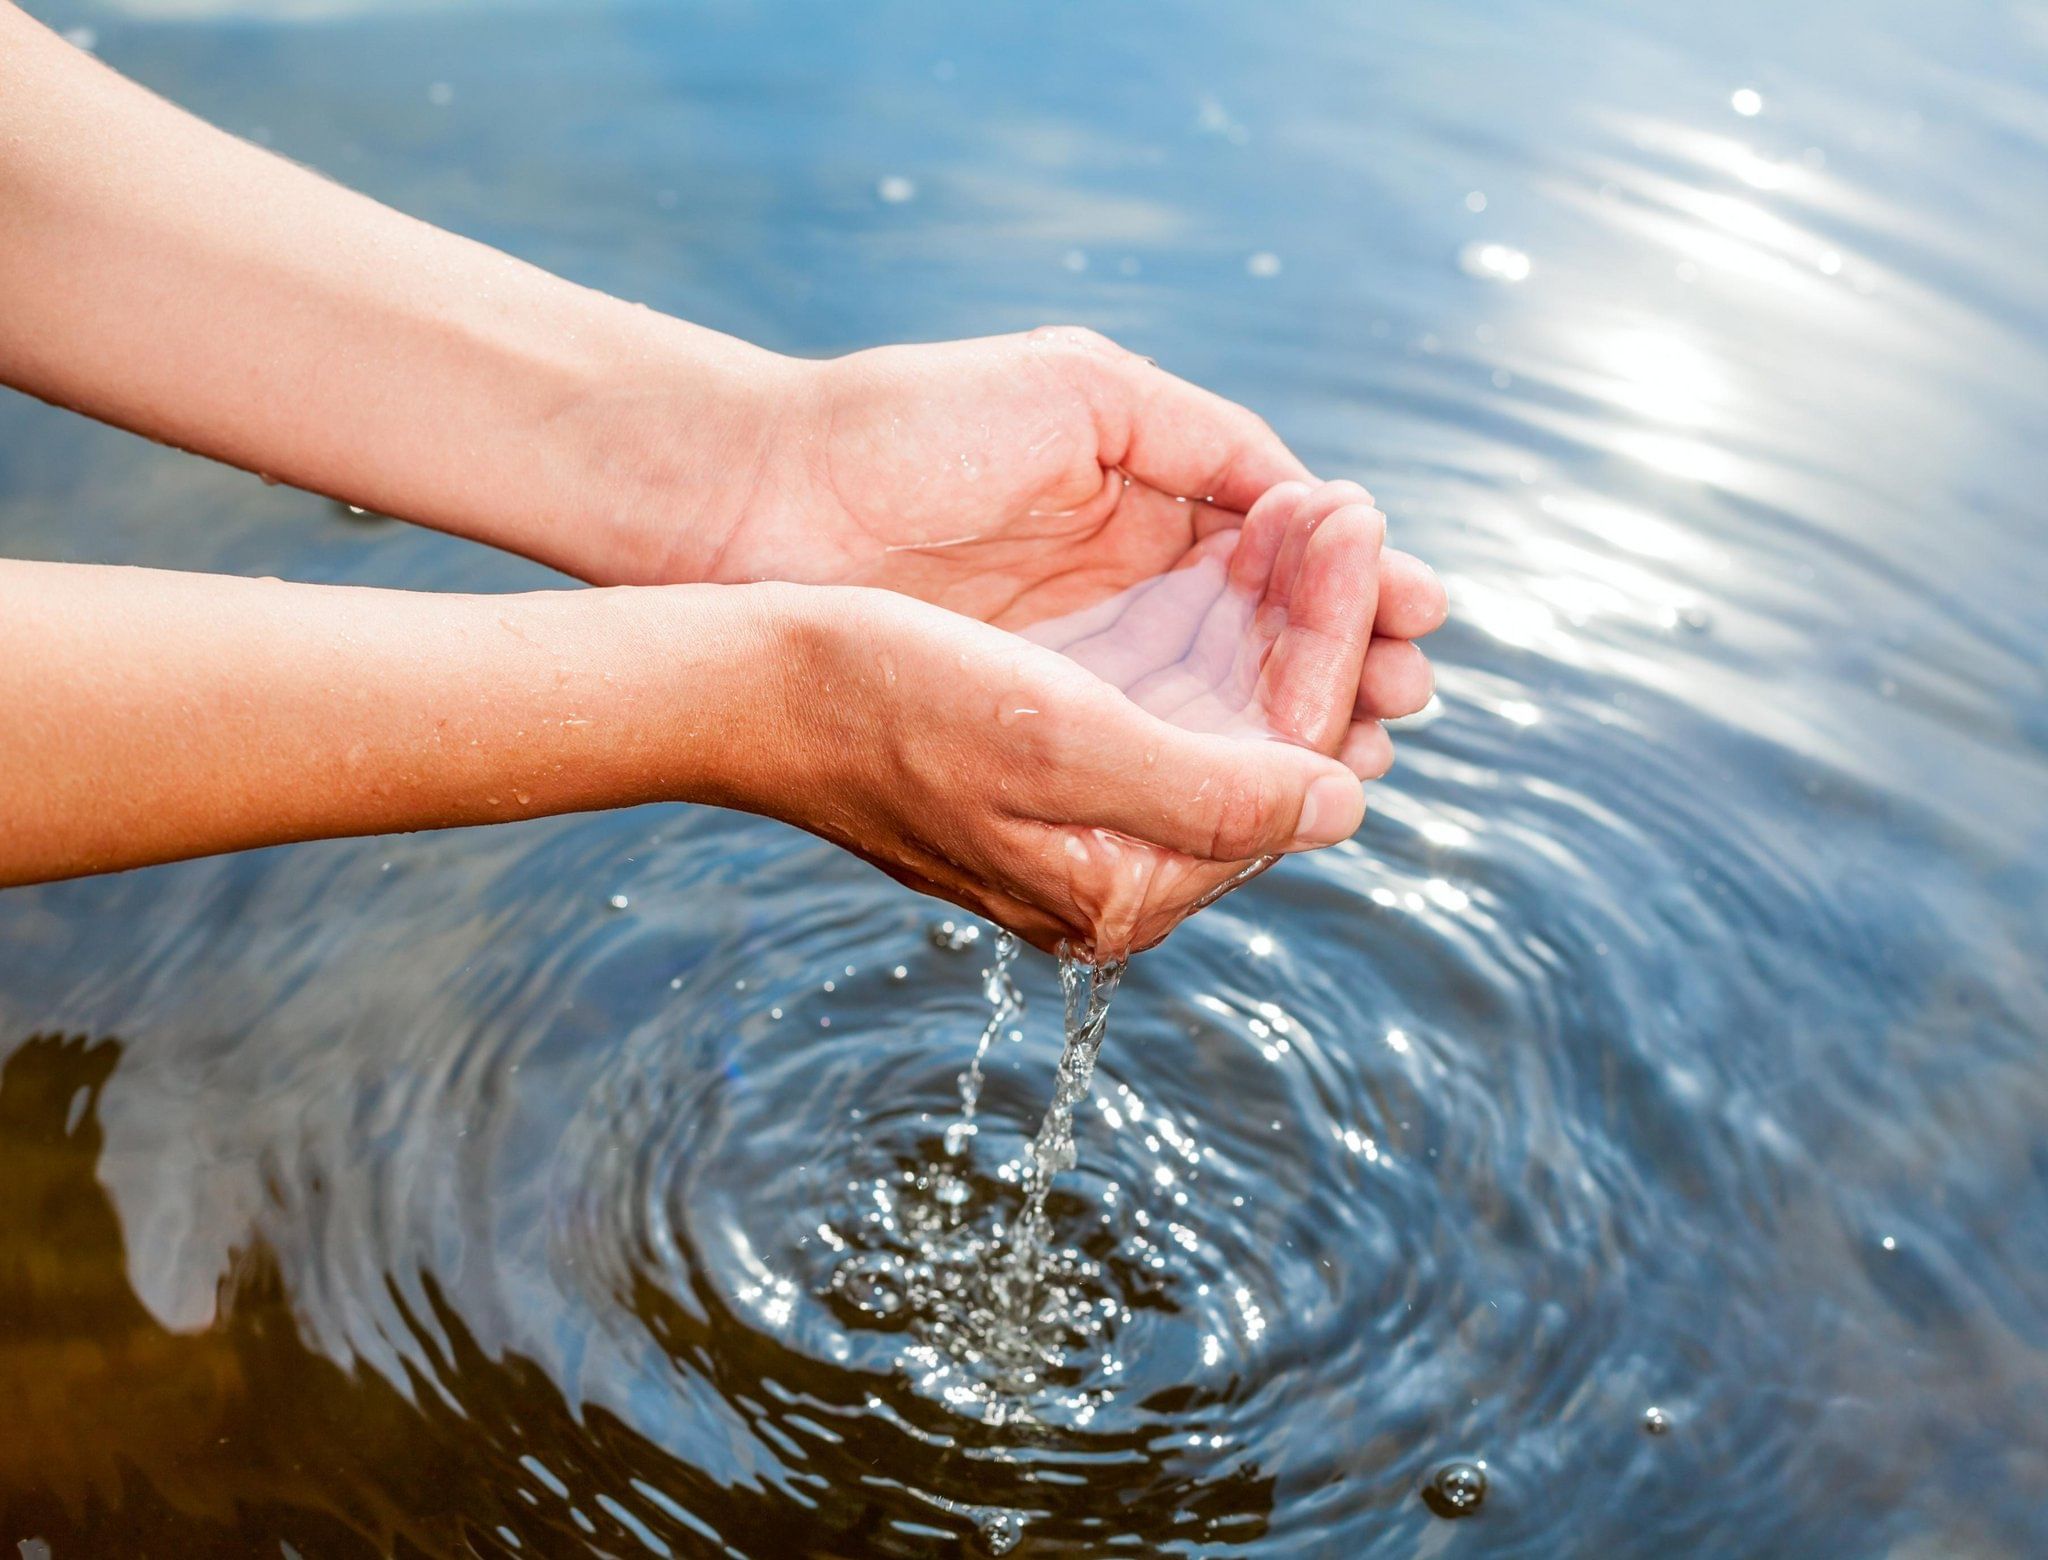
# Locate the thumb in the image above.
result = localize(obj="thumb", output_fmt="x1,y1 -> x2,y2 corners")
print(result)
1068,718 -> 1367,862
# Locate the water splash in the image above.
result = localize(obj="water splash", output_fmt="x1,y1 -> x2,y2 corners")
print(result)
951,929 -> 1020,1134
820,935 -> 1134,1409
1000,952 -> 1125,1303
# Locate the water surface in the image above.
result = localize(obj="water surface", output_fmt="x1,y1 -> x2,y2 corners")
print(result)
4,0 -> 2047,1554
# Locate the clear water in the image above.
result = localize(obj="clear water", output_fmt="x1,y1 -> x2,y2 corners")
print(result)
4,0 -> 2048,1555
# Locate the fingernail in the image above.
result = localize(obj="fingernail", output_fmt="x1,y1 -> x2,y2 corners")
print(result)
1294,774 -> 1365,848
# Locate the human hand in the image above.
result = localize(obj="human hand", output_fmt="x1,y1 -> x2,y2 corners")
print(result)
744,482 -> 1390,956
665,330 -> 1445,748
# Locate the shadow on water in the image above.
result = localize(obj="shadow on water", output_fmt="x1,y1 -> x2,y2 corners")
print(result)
0,1035 -> 1274,1557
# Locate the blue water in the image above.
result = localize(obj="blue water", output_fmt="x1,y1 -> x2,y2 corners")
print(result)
3,0 -> 2046,1554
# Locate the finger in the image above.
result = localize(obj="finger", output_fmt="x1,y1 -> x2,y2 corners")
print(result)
1049,709 -> 1367,862
1377,549 -> 1449,640
1257,503 -> 1386,752
1122,484 -> 1306,718
1261,480 -> 1374,628
1095,353 -> 1316,515
1355,635 -> 1435,720
1339,720 -> 1395,780
1226,480 -> 1311,597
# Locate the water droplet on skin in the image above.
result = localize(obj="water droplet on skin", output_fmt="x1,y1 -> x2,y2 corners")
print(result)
996,704 -> 1040,726
1644,1405 -> 1672,1435
976,1510 -> 1025,1554
512,789 -> 532,806
1422,1461 -> 1487,1518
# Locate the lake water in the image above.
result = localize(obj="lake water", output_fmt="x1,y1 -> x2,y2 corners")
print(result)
3,0 -> 2047,1554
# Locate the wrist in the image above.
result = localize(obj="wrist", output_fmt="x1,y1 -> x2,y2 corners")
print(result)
544,315 -> 813,588
608,578 -> 821,816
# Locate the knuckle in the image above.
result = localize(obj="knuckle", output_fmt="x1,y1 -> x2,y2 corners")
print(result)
1207,766 -> 1287,861
1027,322 -> 1123,357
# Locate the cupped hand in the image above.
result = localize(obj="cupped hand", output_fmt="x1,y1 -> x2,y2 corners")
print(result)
682,329 -> 1446,743
748,479 -> 1405,956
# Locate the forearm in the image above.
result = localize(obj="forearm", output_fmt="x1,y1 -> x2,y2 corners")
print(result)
0,3 -> 787,581
0,561 -> 787,883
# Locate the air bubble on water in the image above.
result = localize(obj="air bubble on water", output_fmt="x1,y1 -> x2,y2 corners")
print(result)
1675,603 -> 1713,632
1422,1460 -> 1488,1518
1644,1405 -> 1672,1435
1246,251 -> 1282,278
975,1510 -> 1026,1554
877,174 -> 917,204
607,893 -> 630,911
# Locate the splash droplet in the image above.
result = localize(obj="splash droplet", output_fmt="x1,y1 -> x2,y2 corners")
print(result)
830,1252 -> 908,1319
976,1510 -> 1025,1554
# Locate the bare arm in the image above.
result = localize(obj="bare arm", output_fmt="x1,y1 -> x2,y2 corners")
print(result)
0,562 -> 1363,952
0,561 -> 776,880
0,2 -> 783,582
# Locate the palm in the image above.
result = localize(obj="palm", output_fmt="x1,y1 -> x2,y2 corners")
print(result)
738,332 -> 1265,629
719,329 -> 1440,785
